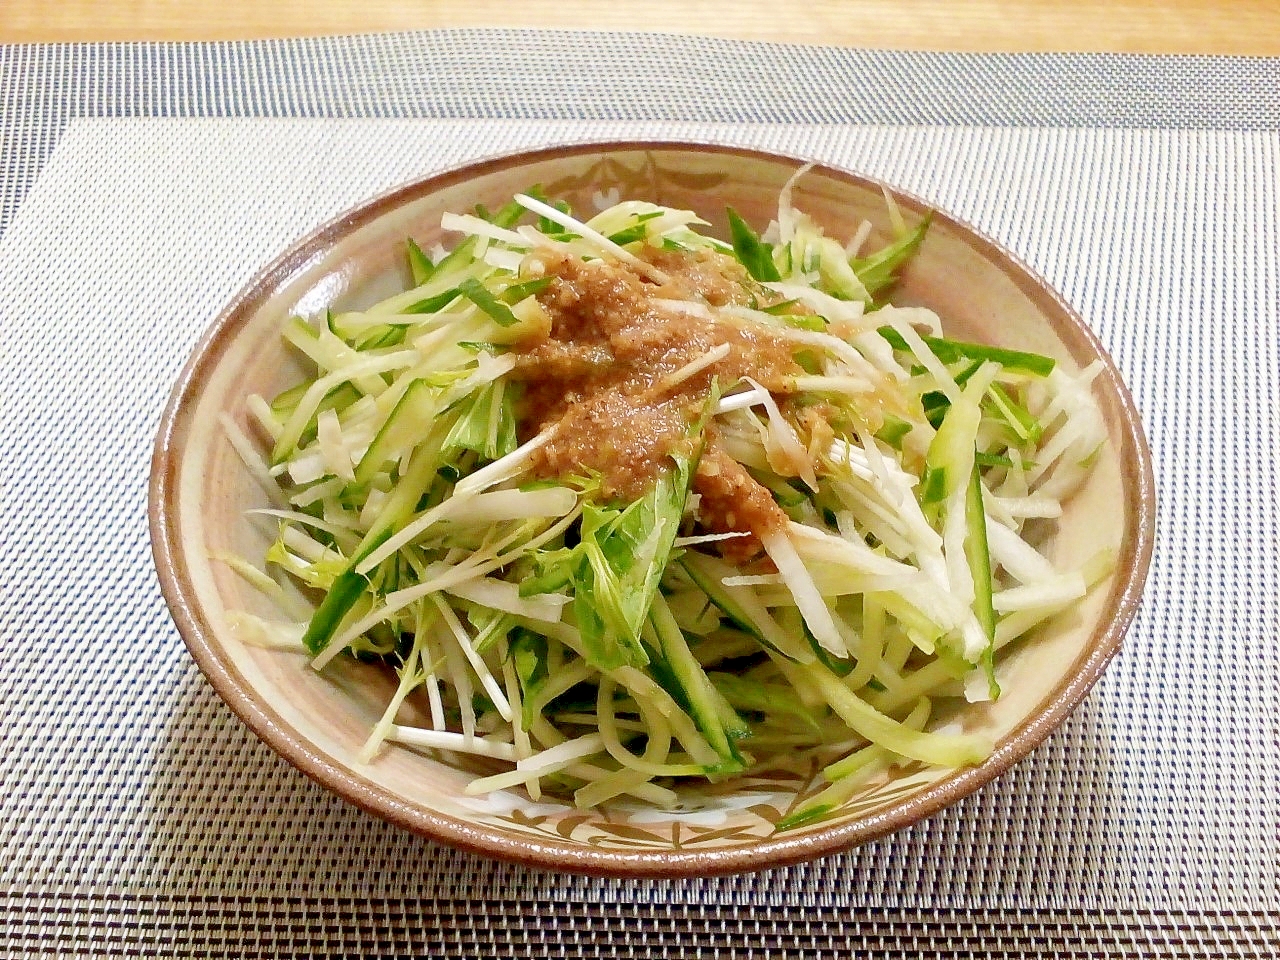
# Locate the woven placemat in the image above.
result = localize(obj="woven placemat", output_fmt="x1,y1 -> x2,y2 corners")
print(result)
1,32 -> 1277,958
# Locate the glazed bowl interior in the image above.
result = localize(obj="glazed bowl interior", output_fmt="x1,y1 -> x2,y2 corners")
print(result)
151,142 -> 1155,877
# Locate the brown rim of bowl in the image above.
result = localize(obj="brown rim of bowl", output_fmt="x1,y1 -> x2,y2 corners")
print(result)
149,139 -> 1157,878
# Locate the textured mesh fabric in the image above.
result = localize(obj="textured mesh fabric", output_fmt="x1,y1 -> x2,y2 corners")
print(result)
1,32 -> 1278,957
3,32 -> 1280,236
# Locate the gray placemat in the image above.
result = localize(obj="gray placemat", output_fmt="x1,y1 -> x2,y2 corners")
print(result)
2,31 -> 1277,958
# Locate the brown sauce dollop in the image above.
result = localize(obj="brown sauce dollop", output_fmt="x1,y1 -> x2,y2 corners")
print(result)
509,245 -> 809,548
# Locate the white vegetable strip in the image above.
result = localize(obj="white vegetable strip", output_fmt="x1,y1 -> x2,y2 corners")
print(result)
790,374 -> 876,397
566,763 -> 678,808
1028,366 -> 1106,490
789,529 -> 965,636
389,726 -> 518,761
212,551 -> 285,599
514,193 -> 671,284
841,601 -> 882,690
486,504 -> 586,566
1026,419 -> 1084,485
465,726 -> 606,796
995,607 -> 1070,648
881,311 -> 959,400
995,446 -> 1030,498
221,414 -> 282,504
357,488 -> 390,531
655,343 -> 731,392
359,631 -> 426,763
440,211 -> 531,247
430,595 -> 513,722
409,318 -> 480,360
992,573 -> 1086,614
595,679 -> 706,778
574,763 -> 668,809
452,426 -> 556,497
464,759 -> 562,796
246,393 -> 283,440
358,486 -> 577,574
985,519 -> 1058,584
786,521 -> 919,578
483,247 -> 526,272
524,661 -> 594,718
725,306 -> 880,377
673,531 -> 750,548
412,603 -> 446,730
825,438 -> 877,483
714,385 -> 770,415
831,488 -> 914,559
754,571 -> 917,604
315,408 -> 356,483
441,352 -> 518,404
516,733 -> 606,773
742,376 -> 816,488
350,263 -> 473,320
875,185 -> 904,235
442,486 -> 579,530
722,574 -> 786,588
981,491 -> 1019,531
444,576 -> 568,623
857,428 -> 900,503
287,476 -> 344,508
995,552 -> 1114,646
314,325 -> 392,396
878,304 -> 943,336
851,329 -> 910,382
280,526 -> 332,565
760,527 -> 846,657
845,218 -> 874,257
586,199 -> 691,232
285,450 -> 332,486
1034,361 -> 1104,430
651,298 -> 713,320
775,161 -> 814,244
529,711 -> 686,808
993,495 -> 1062,519
499,646 -> 540,801
760,283 -> 868,326
247,508 -> 359,538
437,613 -> 478,738
1032,460 -> 1092,502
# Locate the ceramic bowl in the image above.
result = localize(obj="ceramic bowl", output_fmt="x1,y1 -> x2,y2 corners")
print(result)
149,141 -> 1155,877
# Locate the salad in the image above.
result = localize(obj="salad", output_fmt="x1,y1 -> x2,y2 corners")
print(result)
224,169 -> 1112,827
